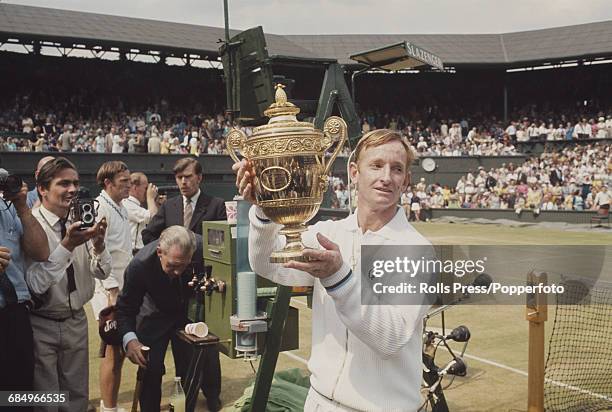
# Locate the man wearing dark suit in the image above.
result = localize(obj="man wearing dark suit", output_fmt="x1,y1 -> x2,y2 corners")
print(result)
141,157 -> 224,411
516,169 -> 528,185
142,157 -> 226,244
118,226 -> 200,412
549,168 -> 563,186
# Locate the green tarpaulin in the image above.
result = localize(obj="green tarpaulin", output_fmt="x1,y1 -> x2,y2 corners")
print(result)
233,369 -> 310,412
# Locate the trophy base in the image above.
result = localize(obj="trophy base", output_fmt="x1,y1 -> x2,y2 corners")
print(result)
270,224 -> 309,263
269,248 -> 311,263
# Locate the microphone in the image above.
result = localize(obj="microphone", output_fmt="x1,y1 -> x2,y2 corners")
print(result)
445,325 -> 471,342
447,357 -> 467,377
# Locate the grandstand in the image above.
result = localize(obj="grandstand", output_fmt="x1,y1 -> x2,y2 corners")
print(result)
0,3 -> 610,224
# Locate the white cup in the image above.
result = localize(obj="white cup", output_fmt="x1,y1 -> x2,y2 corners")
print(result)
225,201 -> 237,224
185,322 -> 208,338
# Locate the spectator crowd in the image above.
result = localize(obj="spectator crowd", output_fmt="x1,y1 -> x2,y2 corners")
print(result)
0,100 -> 249,155
361,111 -> 612,157
331,143 -> 611,218
2,92 -> 611,157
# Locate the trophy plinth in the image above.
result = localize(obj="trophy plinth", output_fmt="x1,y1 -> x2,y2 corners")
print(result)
228,84 -> 347,263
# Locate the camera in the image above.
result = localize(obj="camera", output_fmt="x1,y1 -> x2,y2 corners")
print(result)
0,168 -> 23,197
70,188 -> 98,229
157,185 -> 179,197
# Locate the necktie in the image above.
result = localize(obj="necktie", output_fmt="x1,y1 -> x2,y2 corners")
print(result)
183,198 -> 193,229
0,269 -> 18,306
59,219 -> 77,294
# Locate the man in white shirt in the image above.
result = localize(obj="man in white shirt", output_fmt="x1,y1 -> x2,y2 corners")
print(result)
527,123 -> 539,141
95,129 -> 106,153
112,131 -> 125,153
22,116 -> 34,134
27,157 -> 111,411
233,129 -> 432,411
456,177 -> 466,195
596,117 -> 608,139
449,123 -> 462,144
505,122 -> 517,141
189,132 -> 200,155
92,161 -> 133,412
466,127 -> 478,142
59,126 -> 74,153
122,172 -> 159,254
148,132 -> 161,154
594,185 -> 611,210
440,121 -> 448,138
538,122 -> 548,141
573,119 -> 592,139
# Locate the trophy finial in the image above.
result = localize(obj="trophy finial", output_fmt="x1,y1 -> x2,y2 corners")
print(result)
264,83 -> 300,119
275,84 -> 287,104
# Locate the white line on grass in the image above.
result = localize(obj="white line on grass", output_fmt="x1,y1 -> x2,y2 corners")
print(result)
283,348 -> 612,402
288,301 -> 611,401
461,353 -> 528,377
465,353 -> 611,402
427,326 -> 612,403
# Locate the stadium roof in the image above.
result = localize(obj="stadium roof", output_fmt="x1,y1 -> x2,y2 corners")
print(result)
0,3 -> 318,60
1,3 -> 611,67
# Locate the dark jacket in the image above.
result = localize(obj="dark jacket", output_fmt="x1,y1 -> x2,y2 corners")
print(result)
115,240 -> 201,344
141,191 -> 226,244
549,169 -> 563,186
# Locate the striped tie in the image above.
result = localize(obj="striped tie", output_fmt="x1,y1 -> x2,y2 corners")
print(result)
184,198 -> 193,229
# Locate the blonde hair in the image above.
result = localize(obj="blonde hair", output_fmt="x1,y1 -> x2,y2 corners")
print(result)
353,129 -> 413,178
96,161 -> 128,188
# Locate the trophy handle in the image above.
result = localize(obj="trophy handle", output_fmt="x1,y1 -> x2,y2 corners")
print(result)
322,116 -> 348,176
226,129 -> 247,163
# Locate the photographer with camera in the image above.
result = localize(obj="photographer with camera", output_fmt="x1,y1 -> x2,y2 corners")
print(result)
122,172 -> 160,255
25,157 -> 110,411
0,168 -> 49,398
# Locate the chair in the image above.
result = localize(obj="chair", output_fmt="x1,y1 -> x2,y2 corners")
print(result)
591,207 -> 610,228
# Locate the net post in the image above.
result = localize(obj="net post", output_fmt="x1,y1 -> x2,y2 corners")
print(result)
526,270 -> 547,412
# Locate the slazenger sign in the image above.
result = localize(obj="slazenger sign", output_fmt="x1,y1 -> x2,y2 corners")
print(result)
404,43 -> 444,70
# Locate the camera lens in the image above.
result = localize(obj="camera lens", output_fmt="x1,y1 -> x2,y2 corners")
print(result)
83,204 -> 92,212
0,171 -> 23,196
6,175 -> 22,194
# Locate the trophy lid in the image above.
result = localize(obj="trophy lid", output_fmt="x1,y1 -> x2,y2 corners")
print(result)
253,84 -> 320,136
263,84 -> 300,120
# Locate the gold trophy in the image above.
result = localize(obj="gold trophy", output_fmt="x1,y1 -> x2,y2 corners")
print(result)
227,84 -> 347,263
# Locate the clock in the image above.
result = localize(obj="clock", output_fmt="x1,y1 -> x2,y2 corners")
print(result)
422,157 -> 437,172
